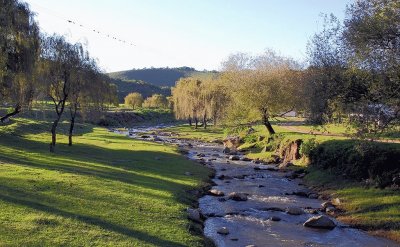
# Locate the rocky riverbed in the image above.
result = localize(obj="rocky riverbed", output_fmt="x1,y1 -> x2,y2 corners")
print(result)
116,128 -> 398,247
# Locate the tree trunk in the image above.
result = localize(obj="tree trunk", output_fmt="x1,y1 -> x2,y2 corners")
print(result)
50,117 -> 59,152
213,113 -> 217,127
188,118 -> 192,126
50,99 -> 67,153
203,114 -> 207,129
0,104 -> 21,123
262,109 -> 275,135
68,104 -> 78,146
194,117 -> 198,129
68,116 -> 75,146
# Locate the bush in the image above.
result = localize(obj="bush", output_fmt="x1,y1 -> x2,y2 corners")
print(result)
300,138 -> 317,157
243,133 -> 258,143
309,140 -> 400,187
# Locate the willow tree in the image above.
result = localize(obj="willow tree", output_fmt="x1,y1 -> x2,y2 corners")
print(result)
0,0 -> 40,122
172,78 -> 205,128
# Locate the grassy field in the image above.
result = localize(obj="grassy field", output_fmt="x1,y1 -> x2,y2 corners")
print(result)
0,119 -> 211,247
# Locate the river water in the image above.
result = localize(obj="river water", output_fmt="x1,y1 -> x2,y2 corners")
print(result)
116,127 -> 399,247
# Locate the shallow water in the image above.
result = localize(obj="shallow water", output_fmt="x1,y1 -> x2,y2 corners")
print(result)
118,128 -> 399,247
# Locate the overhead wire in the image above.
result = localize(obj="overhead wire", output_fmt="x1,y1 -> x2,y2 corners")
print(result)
28,1 -> 136,46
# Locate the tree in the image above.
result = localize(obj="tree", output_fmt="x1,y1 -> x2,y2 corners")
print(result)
142,94 -> 168,109
172,78 -> 204,128
306,14 -> 347,124
40,35 -> 82,152
0,0 -> 40,122
124,92 -> 143,109
222,50 -> 301,135
343,0 -> 400,133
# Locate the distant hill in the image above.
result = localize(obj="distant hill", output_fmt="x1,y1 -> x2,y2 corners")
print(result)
109,67 -> 218,88
111,78 -> 171,103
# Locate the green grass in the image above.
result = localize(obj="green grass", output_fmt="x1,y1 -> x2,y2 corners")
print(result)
0,119 -> 211,247
162,125 -> 225,142
305,168 -> 400,241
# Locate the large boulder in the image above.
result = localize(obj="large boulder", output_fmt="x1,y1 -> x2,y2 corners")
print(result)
303,215 -> 336,230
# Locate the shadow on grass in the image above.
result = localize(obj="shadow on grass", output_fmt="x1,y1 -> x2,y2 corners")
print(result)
0,136 -> 204,195
0,189 -> 188,247
0,131 -> 212,245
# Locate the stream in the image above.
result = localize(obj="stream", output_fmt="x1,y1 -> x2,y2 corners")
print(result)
115,127 -> 399,247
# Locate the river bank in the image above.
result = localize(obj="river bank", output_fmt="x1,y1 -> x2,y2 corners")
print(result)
120,127 -> 399,247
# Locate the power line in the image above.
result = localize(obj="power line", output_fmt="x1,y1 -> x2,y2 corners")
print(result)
29,1 -> 136,46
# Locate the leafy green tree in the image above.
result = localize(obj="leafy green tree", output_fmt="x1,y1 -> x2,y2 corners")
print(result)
222,50 -> 301,135
343,0 -> 400,132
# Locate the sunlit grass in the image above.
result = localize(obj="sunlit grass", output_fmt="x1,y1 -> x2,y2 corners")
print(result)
0,119 -> 211,246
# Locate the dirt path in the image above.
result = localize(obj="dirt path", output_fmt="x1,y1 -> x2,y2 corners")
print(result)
279,124 -> 400,144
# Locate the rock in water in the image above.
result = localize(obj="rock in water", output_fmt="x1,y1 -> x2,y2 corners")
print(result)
209,189 -> 225,196
269,216 -> 281,221
217,227 -> 230,235
223,147 -> 231,154
286,207 -> 304,215
187,208 -> 201,222
229,155 -> 240,161
321,201 -> 334,210
303,215 -> 336,230
228,192 -> 248,201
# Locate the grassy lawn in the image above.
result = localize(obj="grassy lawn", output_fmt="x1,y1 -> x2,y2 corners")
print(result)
0,119 -> 211,247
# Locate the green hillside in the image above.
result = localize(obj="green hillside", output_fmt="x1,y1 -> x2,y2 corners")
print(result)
109,67 -> 218,88
111,78 -> 171,102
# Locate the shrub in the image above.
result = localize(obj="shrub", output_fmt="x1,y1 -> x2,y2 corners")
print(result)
309,140 -> 400,187
300,138 -> 317,157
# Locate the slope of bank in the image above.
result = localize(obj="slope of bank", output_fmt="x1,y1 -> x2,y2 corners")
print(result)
0,119 -> 212,246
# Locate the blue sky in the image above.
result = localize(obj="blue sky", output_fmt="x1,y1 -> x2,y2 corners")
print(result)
26,0 -> 352,72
